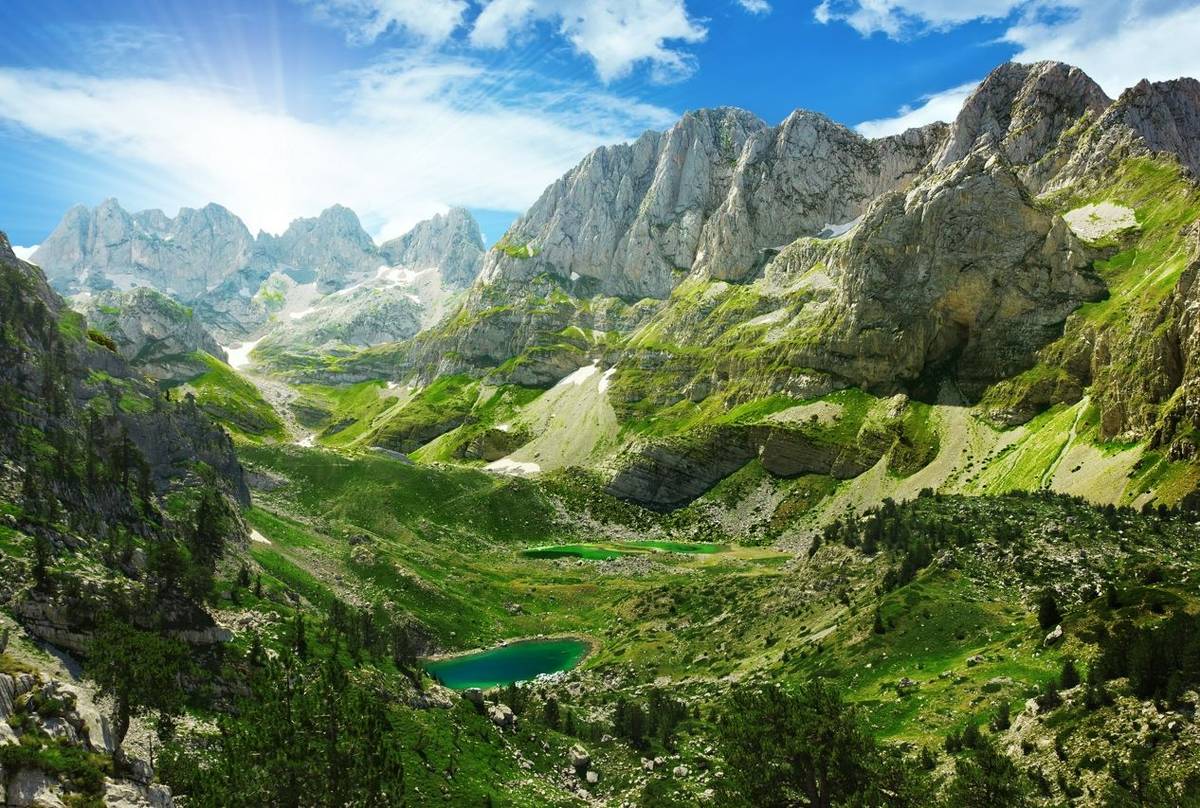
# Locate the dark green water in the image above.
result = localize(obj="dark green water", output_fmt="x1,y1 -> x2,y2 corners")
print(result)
424,638 -> 590,689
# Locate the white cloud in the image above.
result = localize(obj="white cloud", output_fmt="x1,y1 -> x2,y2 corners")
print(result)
11,245 -> 39,261
306,0 -> 468,44
855,81 -> 976,138
817,0 -> 1200,98
470,0 -> 708,82
1003,0 -> 1200,97
0,59 -> 676,240
814,0 -> 1021,37
737,0 -> 772,13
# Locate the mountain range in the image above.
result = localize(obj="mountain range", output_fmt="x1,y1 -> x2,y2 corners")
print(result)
5,59 -> 1200,807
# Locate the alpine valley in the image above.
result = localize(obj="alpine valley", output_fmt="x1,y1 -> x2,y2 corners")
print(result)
4,60 -> 1200,807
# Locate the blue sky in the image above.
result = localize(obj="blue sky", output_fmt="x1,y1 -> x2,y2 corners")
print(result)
1,0 -> 1197,250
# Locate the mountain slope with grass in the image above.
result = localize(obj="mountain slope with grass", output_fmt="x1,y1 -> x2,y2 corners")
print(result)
5,57 -> 1200,808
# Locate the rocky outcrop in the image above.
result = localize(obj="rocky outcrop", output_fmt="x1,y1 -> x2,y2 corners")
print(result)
477,106 -> 944,300
380,207 -> 485,288
31,199 -> 261,300
0,671 -> 175,807
1058,77 -> 1200,189
261,286 -> 423,355
763,142 -> 1104,398
934,61 -> 1111,191
606,419 -> 899,509
258,204 -> 380,292
76,288 -> 226,382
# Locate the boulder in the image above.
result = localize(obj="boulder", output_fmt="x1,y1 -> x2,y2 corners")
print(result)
6,768 -> 66,807
569,744 -> 591,772
1044,625 -> 1064,646
488,703 -> 515,729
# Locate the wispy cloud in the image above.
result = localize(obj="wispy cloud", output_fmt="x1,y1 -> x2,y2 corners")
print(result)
817,0 -> 1200,98
736,0 -> 772,13
813,0 -> 1022,38
855,81 -> 976,138
1003,0 -> 1200,96
471,0 -> 709,83
304,0 -> 469,44
0,57 -> 676,240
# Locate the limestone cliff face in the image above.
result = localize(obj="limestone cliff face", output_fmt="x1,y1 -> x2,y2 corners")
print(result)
380,206 -> 485,288
76,287 -> 226,382
477,107 -> 944,301
1058,77 -> 1200,189
934,61 -> 1111,191
259,204 -> 380,292
772,142 -> 1105,398
31,199 -> 260,300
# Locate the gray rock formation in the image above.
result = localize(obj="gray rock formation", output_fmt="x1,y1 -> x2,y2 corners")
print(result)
477,107 -> 945,300
31,199 -> 259,300
380,207 -> 485,288
1057,76 -> 1200,188
259,284 -> 423,355
765,141 -> 1105,398
75,287 -> 226,381
258,204 -> 380,292
934,61 -> 1111,191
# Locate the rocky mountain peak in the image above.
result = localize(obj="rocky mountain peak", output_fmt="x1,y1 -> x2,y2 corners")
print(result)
262,204 -> 380,291
936,60 -> 1111,189
379,206 -> 485,288
477,100 -> 943,301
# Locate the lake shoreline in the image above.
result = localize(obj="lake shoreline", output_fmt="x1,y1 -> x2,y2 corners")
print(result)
422,632 -> 598,665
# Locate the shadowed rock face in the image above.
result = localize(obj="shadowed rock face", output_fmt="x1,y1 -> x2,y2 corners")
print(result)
380,206 -> 485,288
76,287 -> 226,382
0,230 -> 248,507
770,142 -> 1105,399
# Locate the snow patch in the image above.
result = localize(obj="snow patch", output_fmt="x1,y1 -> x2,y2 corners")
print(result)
554,362 -> 599,388
250,529 -> 271,545
1063,202 -> 1137,240
817,217 -> 862,239
11,244 -> 38,261
598,368 -> 617,394
486,458 -> 541,476
223,337 -> 263,370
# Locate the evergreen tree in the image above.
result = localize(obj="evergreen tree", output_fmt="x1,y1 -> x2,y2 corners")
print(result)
88,619 -> 189,760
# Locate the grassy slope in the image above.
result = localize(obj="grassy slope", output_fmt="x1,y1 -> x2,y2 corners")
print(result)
175,352 -> 287,441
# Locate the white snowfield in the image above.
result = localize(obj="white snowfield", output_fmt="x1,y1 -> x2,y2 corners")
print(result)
485,458 -> 541,476
818,216 -> 862,239
223,337 -> 263,369
1063,202 -> 1137,240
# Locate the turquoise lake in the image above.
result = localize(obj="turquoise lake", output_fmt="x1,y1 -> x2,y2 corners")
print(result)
424,638 -> 590,689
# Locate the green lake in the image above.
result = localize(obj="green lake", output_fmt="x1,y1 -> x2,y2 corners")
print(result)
424,638 -> 591,689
